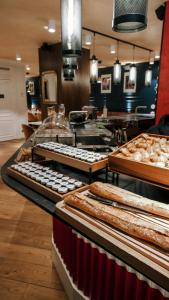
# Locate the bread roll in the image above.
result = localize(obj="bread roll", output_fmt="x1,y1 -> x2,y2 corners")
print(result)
64,193 -> 169,251
90,182 -> 169,219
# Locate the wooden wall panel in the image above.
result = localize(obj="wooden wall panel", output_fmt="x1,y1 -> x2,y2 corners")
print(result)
39,43 -> 90,118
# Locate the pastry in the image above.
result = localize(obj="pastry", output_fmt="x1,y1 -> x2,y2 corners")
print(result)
132,152 -> 142,161
120,148 -> 131,157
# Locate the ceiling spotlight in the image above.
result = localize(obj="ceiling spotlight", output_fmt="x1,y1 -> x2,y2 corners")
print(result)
48,19 -> 56,33
110,45 -> 116,54
16,54 -> 21,61
85,34 -> 92,45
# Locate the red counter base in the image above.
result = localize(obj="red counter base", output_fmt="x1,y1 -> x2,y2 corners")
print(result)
53,217 -> 169,300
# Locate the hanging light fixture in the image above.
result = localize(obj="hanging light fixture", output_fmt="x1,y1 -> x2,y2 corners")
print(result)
63,57 -> 78,70
48,19 -> 56,33
129,46 -> 137,85
85,34 -> 92,45
155,52 -> 160,60
90,33 -> 98,83
63,68 -> 75,81
145,51 -> 152,87
61,0 -> 82,57
25,65 -> 30,71
113,41 -> 122,84
110,45 -> 116,54
112,0 -> 148,33
16,53 -> 21,61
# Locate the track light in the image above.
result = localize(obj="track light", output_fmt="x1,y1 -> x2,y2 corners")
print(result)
26,65 -> 30,71
113,41 -> 121,84
90,33 -> 98,83
85,34 -> 92,45
145,66 -> 152,86
145,51 -> 152,86
113,60 -> 121,84
129,46 -> 137,85
155,52 -> 160,59
149,58 -> 154,65
110,45 -> 116,54
90,55 -> 98,83
16,54 -> 21,61
48,19 -> 56,33
61,0 -> 82,57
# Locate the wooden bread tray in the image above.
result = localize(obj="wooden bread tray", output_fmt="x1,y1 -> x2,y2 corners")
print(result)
33,146 -> 108,173
108,133 -> 169,187
7,167 -> 87,203
56,191 -> 169,291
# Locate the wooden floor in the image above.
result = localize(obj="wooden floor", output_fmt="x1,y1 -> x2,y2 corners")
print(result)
0,139 -> 67,300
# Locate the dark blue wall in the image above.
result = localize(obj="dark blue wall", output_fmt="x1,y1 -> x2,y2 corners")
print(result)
90,61 -> 159,113
26,76 -> 41,109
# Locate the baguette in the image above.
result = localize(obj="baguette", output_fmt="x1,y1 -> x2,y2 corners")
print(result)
90,182 -> 169,219
64,193 -> 169,251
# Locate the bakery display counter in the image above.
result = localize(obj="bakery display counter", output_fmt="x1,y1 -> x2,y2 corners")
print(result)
109,133 -> 169,188
2,136 -> 169,299
32,142 -> 108,183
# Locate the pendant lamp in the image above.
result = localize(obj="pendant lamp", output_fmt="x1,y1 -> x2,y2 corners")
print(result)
63,68 -> 75,81
145,66 -> 152,86
129,46 -> 137,85
63,57 -> 78,70
61,0 -> 82,57
85,34 -> 92,45
48,19 -> 56,33
90,33 -> 98,83
113,41 -> 121,84
145,51 -> 152,86
112,0 -> 148,33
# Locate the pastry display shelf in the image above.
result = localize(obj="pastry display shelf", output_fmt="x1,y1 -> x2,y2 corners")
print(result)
32,146 -> 108,183
109,133 -> 169,189
7,167 -> 87,204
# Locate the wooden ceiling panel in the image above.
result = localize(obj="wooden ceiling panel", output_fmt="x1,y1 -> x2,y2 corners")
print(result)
0,0 -> 164,75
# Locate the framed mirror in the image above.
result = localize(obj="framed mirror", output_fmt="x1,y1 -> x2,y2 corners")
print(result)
42,70 -> 57,103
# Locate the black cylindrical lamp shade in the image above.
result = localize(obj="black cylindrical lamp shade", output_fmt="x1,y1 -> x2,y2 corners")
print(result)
61,0 -> 82,57
112,0 -> 148,32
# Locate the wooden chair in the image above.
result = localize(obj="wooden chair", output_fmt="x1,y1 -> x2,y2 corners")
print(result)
21,124 -> 34,140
